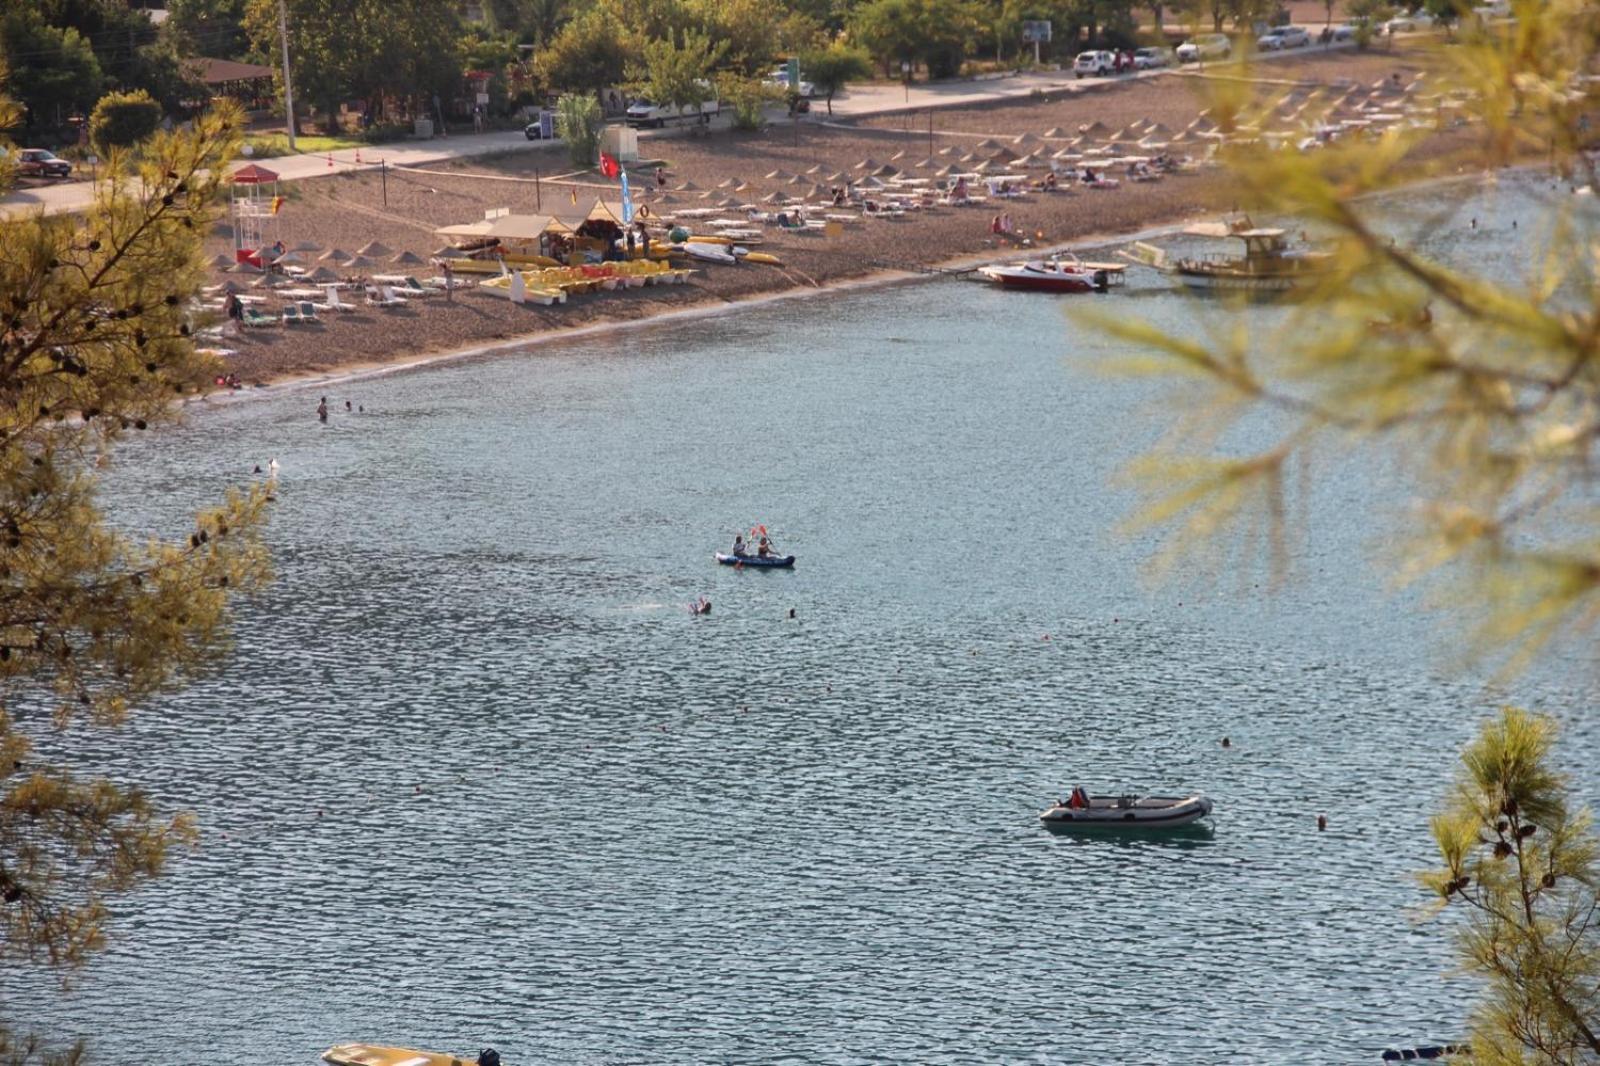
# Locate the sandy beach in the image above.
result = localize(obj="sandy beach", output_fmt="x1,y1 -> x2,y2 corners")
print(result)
204,45 -> 1461,386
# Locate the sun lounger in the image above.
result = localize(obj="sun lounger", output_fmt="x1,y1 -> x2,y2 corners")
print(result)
297,301 -> 320,324
240,307 -> 276,328
364,284 -> 406,308
281,304 -> 303,326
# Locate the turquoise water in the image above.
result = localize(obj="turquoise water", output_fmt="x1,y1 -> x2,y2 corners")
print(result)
10,173 -> 1600,1063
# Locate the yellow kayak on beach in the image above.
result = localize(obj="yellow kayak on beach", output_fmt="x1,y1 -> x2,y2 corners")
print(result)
321,1044 -> 489,1066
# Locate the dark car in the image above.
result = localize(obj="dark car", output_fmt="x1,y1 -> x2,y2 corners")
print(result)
17,148 -> 72,180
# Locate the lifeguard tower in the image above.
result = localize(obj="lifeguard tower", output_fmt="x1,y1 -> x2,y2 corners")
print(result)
229,163 -> 280,268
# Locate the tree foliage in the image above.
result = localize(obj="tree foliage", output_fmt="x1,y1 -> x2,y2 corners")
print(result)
538,9 -> 634,97
1088,4 -> 1600,674
243,0 -> 463,122
88,89 -> 162,153
554,91 -> 602,164
801,41 -> 872,115
0,10 -> 103,127
634,29 -> 725,116
1085,1 -> 1600,1055
0,98 -> 271,1041
847,0 -> 982,78
1423,708 -> 1600,1064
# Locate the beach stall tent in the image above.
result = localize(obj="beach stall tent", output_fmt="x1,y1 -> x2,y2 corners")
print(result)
552,199 -> 631,258
434,214 -> 575,259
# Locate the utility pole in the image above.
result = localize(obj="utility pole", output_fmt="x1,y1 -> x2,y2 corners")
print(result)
276,0 -> 298,151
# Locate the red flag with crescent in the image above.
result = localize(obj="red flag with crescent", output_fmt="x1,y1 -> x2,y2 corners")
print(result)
599,152 -> 620,180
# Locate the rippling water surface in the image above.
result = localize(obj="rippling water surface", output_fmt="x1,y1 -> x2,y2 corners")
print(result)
9,173 -> 1600,1064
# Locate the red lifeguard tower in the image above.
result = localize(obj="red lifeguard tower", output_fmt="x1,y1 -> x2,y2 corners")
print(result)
229,163 -> 281,268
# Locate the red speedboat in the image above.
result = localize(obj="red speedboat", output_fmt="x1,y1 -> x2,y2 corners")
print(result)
977,254 -> 1120,294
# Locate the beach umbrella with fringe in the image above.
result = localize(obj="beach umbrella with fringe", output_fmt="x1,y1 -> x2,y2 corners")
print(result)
853,158 -> 879,171
914,158 -> 937,169
807,183 -> 829,198
1042,126 -> 1067,138
804,164 -> 824,174
219,280 -> 244,294
431,246 -> 469,258
1013,132 -> 1040,146
714,196 -> 738,208
873,164 -> 898,176
974,138 -> 1001,150
357,240 -> 391,258
735,182 -> 755,193
320,247 -> 353,262
933,164 -> 957,176
346,255 -> 376,269
208,253 -> 234,269
761,192 -> 786,204
989,146 -> 1019,163
675,180 -> 700,191
765,169 -> 792,181
392,250 -> 425,265
1079,120 -> 1109,137
937,145 -> 959,156
826,171 -> 848,183
716,177 -> 739,189
788,174 -> 809,186
309,266 -> 339,282
889,150 -> 907,161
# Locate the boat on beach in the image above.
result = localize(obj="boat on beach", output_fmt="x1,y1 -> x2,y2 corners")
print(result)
716,552 -> 795,568
977,253 -> 1124,294
1123,215 -> 1333,294
1039,792 -> 1213,831
322,1044 -> 497,1066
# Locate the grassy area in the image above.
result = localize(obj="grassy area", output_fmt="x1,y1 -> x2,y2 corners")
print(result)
242,132 -> 366,159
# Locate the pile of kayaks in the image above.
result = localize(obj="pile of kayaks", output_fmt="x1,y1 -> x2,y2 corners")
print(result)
480,260 -> 696,304
672,235 -> 783,267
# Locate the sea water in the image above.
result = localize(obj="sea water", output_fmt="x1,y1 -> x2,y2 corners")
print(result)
6,172 -> 1598,1064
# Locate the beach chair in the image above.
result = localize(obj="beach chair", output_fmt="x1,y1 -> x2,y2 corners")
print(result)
364,284 -> 404,308
397,277 -> 431,297
297,301 -> 320,324
380,285 -> 409,306
281,304 -> 303,326
316,284 -> 356,313
240,307 -> 276,328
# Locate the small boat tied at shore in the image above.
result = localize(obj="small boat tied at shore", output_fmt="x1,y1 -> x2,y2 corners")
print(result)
1040,789 -> 1214,831
1121,214 -> 1333,294
322,1044 -> 501,1066
977,252 -> 1125,294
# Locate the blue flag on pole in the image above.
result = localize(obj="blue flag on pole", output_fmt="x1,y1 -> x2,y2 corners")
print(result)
620,168 -> 634,224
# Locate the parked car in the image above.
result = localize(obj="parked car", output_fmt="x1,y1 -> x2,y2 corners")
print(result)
1383,9 -> 1435,31
1258,25 -> 1310,48
766,68 -> 815,98
625,96 -> 721,128
1074,50 -> 1118,77
16,148 -> 72,180
1133,46 -> 1174,68
1176,33 -> 1231,61
1330,21 -> 1359,40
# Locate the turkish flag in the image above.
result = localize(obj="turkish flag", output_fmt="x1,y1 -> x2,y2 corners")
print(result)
599,152 -> 620,180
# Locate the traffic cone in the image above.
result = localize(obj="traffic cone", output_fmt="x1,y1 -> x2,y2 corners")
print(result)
355,148 -> 363,164
327,154 -> 333,168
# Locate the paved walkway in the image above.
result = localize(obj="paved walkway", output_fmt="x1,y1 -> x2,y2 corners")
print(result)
2,41 -> 1363,219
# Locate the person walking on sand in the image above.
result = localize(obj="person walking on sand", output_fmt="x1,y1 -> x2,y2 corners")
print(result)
317,397 -> 328,423
655,165 -> 666,191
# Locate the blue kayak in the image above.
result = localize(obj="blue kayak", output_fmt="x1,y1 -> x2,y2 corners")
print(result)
716,552 -> 795,568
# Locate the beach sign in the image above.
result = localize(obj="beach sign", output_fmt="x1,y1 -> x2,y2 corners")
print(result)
621,168 -> 634,223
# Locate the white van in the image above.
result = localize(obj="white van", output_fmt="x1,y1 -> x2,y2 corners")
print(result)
625,96 -> 720,128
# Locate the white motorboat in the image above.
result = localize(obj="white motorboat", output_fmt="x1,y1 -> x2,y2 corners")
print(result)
1039,792 -> 1213,830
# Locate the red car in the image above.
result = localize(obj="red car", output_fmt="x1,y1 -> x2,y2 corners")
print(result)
16,148 -> 73,180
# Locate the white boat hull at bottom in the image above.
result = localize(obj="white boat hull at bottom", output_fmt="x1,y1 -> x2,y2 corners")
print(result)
1039,793 -> 1213,830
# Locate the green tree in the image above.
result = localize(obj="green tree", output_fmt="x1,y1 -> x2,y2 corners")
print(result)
1423,708 -> 1600,1064
1344,0 -> 1393,44
633,28 -> 725,118
243,0 -> 462,125
0,98 -> 272,1057
89,88 -> 163,153
165,0 -> 252,59
686,0 -> 779,76
848,0 -> 980,78
538,8 -> 633,96
1086,3 -> 1600,1055
554,90 -> 602,163
0,9 -> 103,127
717,73 -> 783,129
801,40 -> 871,115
